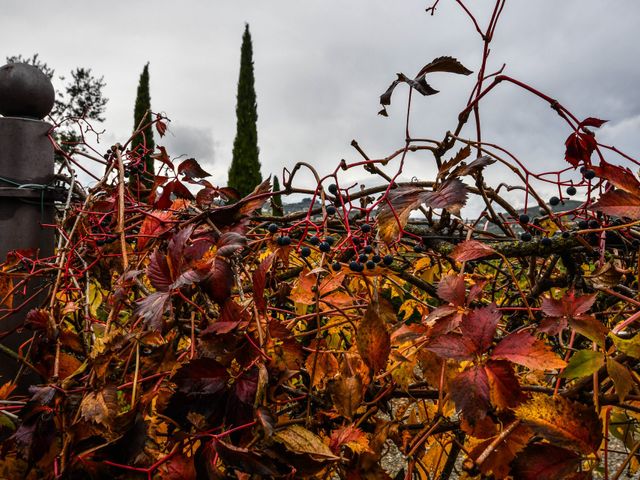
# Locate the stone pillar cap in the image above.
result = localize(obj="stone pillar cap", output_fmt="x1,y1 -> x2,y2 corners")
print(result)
0,63 -> 55,120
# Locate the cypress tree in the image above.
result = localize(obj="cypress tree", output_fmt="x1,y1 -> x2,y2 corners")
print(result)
271,175 -> 283,216
228,24 -> 262,197
132,63 -> 155,187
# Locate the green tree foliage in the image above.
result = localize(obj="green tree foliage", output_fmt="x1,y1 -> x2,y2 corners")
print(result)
271,175 -> 283,216
228,24 -> 262,198
131,63 -> 155,185
6,54 -> 107,155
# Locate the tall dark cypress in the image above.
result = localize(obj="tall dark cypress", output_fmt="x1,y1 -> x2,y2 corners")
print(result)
228,24 -> 262,197
271,175 -> 283,216
132,63 -> 155,186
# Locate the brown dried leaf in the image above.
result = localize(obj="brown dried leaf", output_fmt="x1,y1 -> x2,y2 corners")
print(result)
357,300 -> 392,373
328,374 -> 364,419
607,358 -> 634,402
274,425 -> 339,460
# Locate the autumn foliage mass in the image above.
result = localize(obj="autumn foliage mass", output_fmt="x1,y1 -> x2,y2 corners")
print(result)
1,2 -> 640,479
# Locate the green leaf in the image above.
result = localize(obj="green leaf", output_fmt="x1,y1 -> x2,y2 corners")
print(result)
560,350 -> 604,380
611,333 -> 640,359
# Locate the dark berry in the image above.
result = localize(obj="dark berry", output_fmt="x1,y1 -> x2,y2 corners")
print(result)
562,231 -> 571,239
366,260 -> 376,270
541,237 -> 552,247
580,166 -> 587,174
364,245 -> 373,254
518,214 -> 530,224
372,254 -> 381,263
383,254 -> 393,266
414,244 -> 424,253
588,219 -> 599,229
332,262 -> 342,271
328,184 -> 338,195
309,235 -> 320,245
349,261 -> 360,271
268,223 -> 278,233
361,224 -> 372,233
358,254 -> 368,262
300,246 -> 311,257
325,236 -> 335,246
549,196 -> 560,206
326,206 -> 337,215
521,232 -> 532,242
584,169 -> 596,180
319,242 -> 331,252
278,236 -> 291,246
577,220 -> 589,229
96,238 -> 106,246
566,186 -> 577,196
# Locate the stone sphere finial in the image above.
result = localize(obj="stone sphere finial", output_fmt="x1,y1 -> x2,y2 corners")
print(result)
0,63 -> 55,120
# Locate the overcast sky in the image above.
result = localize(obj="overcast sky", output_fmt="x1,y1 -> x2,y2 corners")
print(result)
2,1 -> 639,211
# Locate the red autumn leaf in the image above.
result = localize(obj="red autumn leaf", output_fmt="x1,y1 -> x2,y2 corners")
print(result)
540,290 -> 607,346
591,189 -> 640,220
511,443 -> 581,480
449,365 -> 491,424
426,333 -> 477,361
580,117 -> 607,129
461,303 -> 501,354
217,231 -> 247,257
356,300 -> 392,373
147,250 -> 173,292
177,158 -> 211,181
540,290 -> 595,318
491,330 -> 566,370
564,130 -> 597,167
151,145 -> 175,171
203,257 -> 233,303
155,179 -> 194,209
591,162 -> 640,196
155,114 -> 169,138
451,239 -> 496,262
484,360 -> 525,410
437,273 -> 466,306
137,210 -> 174,251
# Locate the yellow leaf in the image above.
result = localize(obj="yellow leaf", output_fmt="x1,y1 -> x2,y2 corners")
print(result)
515,394 -> 602,454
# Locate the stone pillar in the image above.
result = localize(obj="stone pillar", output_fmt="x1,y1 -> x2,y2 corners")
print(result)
0,63 -> 56,386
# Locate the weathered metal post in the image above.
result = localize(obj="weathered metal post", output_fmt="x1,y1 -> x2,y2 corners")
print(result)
0,63 -> 56,385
